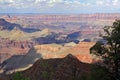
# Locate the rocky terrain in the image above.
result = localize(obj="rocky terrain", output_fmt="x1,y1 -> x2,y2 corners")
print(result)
1,13 -> 117,33
0,49 -> 41,74
0,18 -> 99,63
0,54 -> 112,80
0,19 -> 51,63
0,42 -> 95,74
22,54 -> 91,80
0,13 -> 117,80
0,19 -> 51,41
33,42 -> 95,63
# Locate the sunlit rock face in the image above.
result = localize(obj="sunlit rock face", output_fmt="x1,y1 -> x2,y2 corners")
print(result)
33,42 -> 95,63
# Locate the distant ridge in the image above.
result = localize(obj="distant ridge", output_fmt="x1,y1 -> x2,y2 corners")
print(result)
0,18 -> 22,30
0,27 -> 51,41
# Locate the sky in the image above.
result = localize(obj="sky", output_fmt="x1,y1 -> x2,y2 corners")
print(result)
0,0 -> 120,14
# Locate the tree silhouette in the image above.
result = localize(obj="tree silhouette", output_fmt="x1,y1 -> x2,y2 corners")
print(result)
90,20 -> 120,80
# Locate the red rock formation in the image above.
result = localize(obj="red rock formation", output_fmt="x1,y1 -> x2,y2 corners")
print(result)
0,37 -> 38,63
33,42 -> 95,63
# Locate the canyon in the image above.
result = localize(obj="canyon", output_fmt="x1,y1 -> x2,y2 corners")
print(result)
0,13 -> 119,76
0,42 -> 95,74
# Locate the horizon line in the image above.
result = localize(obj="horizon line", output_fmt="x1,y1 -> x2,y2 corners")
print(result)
0,12 -> 120,15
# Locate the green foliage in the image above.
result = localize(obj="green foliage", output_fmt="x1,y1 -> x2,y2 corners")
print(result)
11,72 -> 30,80
90,42 -> 106,56
90,20 -> 120,80
41,71 -> 54,80
71,65 -> 113,80
41,61 -> 49,69
41,62 -> 54,80
87,65 -> 113,80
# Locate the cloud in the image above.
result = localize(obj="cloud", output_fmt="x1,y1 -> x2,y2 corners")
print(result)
0,0 -> 14,4
96,0 -> 120,6
0,0 -> 120,13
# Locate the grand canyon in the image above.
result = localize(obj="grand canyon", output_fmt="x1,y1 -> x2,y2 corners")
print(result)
0,13 -> 119,80
0,13 -> 115,64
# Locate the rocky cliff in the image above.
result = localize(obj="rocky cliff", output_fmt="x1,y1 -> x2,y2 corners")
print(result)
22,54 -> 91,80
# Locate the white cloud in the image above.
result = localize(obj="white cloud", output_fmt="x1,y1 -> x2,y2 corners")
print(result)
35,0 -> 46,3
95,0 -> 120,6
112,0 -> 119,5
0,0 -> 14,4
0,0 -> 120,13
96,1 -> 104,5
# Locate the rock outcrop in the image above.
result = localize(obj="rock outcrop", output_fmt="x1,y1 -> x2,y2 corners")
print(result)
33,42 -> 95,63
0,18 -> 22,30
23,54 -> 91,80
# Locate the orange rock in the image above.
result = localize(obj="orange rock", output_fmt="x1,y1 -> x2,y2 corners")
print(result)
33,42 -> 95,63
